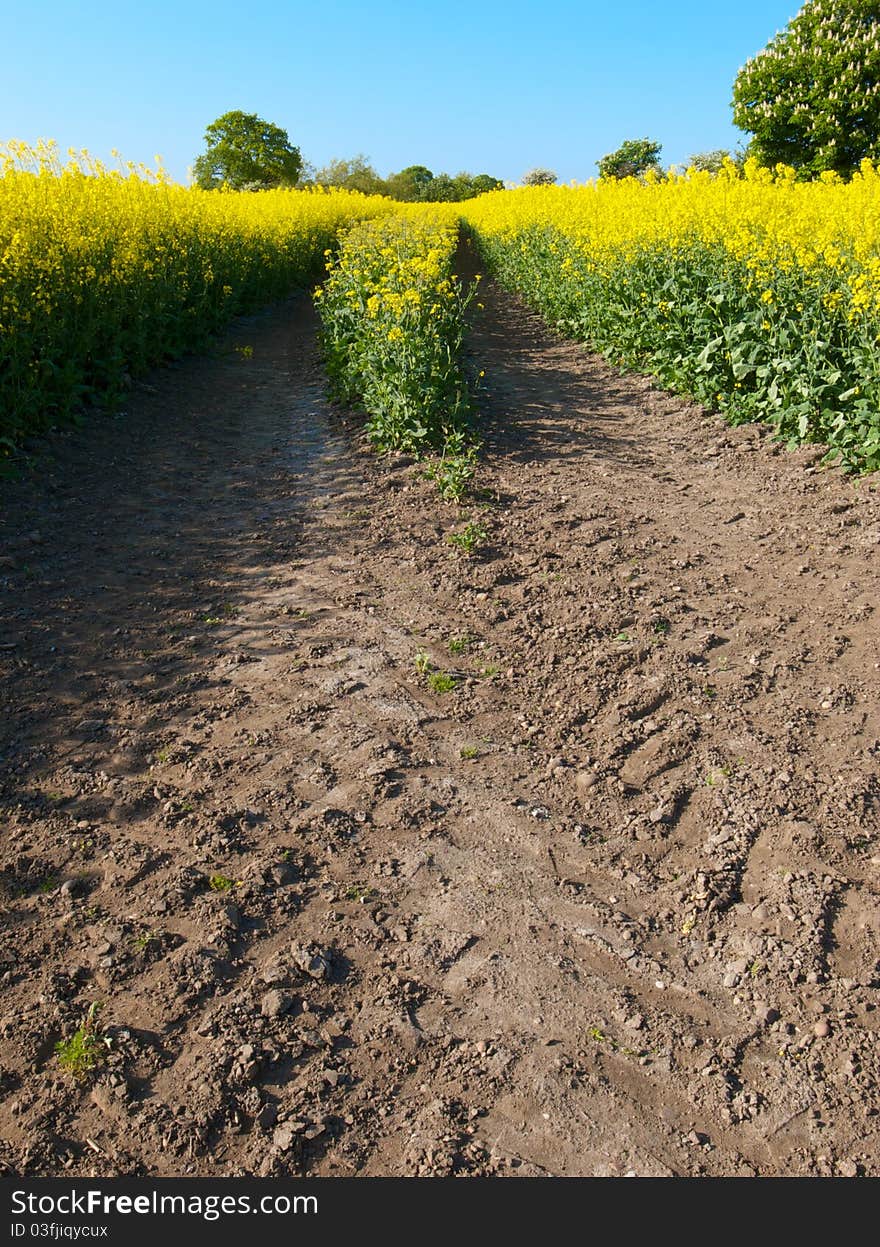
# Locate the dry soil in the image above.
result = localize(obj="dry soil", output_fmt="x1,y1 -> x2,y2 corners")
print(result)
1,260 -> 879,1177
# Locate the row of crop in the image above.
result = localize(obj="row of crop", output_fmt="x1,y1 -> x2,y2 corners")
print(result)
315,210 -> 476,459
461,162 -> 880,471
0,142 -> 391,451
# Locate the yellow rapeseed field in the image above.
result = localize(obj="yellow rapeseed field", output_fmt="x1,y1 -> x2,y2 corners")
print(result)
462,160 -> 880,469
6,140 -> 880,472
316,210 -> 474,454
0,141 -> 390,449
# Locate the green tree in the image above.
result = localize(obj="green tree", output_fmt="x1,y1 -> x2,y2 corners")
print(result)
192,111 -> 302,190
423,172 -> 459,201
421,172 -> 503,201
522,167 -> 557,186
313,154 -> 387,195
468,173 -> 504,196
382,167 -> 503,202
732,1 -> 880,177
385,165 -> 435,201
597,138 -> 662,180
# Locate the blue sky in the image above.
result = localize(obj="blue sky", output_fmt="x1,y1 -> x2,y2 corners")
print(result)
2,0 -> 799,184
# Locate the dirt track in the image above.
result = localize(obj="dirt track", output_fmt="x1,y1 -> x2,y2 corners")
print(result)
1,256 -> 879,1177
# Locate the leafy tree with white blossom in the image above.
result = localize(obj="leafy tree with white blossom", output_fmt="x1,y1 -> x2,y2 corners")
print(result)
732,1 -> 880,177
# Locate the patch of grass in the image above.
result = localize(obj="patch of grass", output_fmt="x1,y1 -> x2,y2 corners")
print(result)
445,520 -> 488,557
423,433 -> 479,503
479,664 -> 499,679
427,670 -> 458,694
447,634 -> 473,656
414,648 -> 458,694
55,1003 -> 105,1080
459,745 -> 478,760
344,883 -> 376,902
208,874 -> 235,894
705,763 -> 732,787
587,1023 -> 640,1058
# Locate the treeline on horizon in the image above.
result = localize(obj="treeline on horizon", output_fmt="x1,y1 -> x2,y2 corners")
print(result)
302,156 -> 503,202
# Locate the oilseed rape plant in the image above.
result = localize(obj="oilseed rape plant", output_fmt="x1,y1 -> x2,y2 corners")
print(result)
462,161 -> 880,471
316,212 -> 476,455
0,141 -> 390,452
